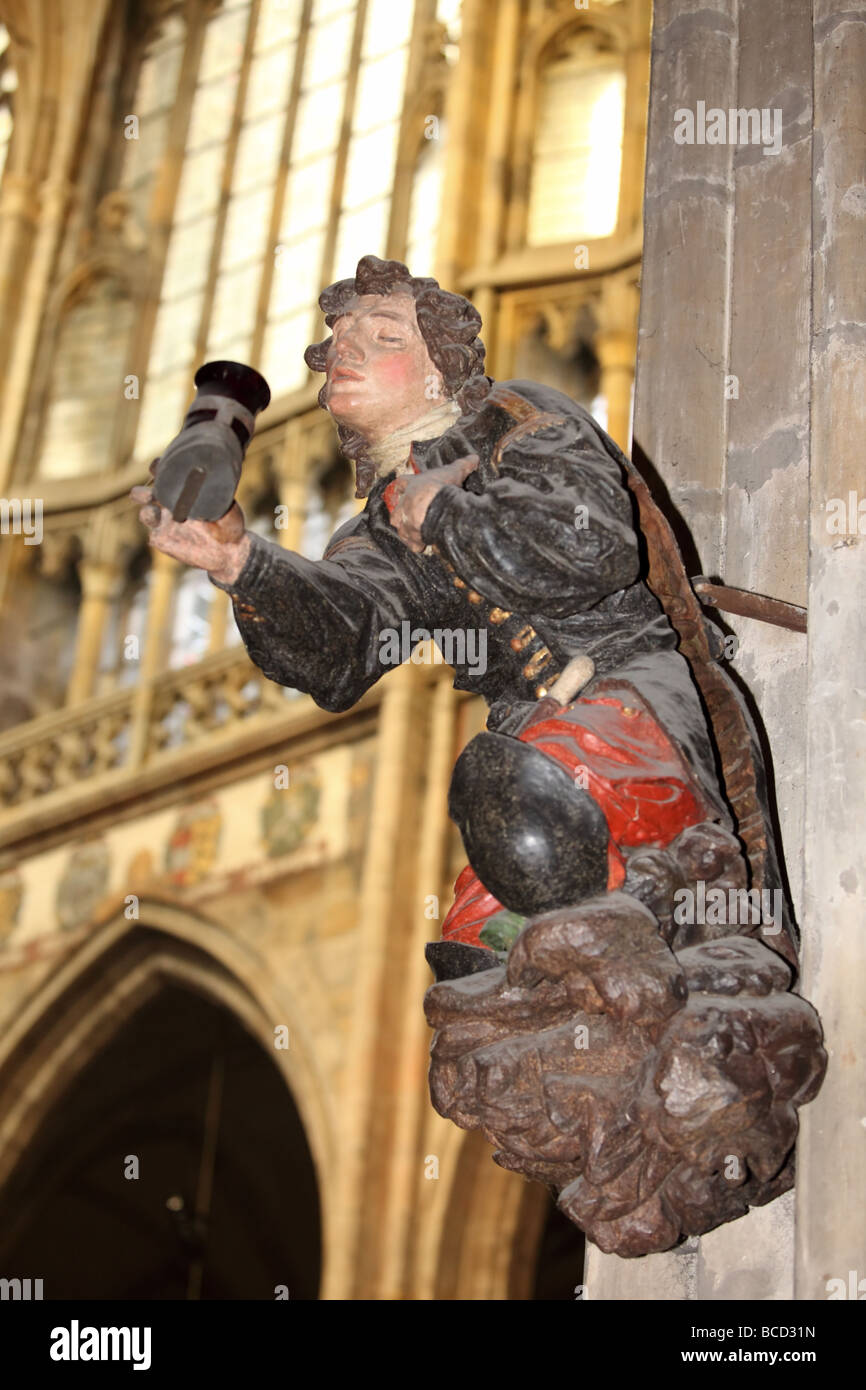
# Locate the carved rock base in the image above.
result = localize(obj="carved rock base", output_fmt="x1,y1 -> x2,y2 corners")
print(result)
425,889 -> 826,1258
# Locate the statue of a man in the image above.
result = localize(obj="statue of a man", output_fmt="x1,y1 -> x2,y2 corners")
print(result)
135,254 -> 736,959
133,255 -> 824,1257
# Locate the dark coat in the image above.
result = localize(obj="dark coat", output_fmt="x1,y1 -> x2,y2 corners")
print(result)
211,379 -> 730,821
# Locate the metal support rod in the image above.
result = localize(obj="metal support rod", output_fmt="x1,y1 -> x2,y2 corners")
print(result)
692,577 -> 807,634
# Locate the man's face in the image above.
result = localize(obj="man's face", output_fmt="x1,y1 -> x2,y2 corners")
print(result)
322,292 -> 445,442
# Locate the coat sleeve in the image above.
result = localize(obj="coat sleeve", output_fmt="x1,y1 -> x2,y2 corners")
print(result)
209,525 -> 428,712
419,413 -> 640,619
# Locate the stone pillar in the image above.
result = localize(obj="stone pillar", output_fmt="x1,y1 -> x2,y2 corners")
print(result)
0,174 -> 40,384
377,674 -> 456,1298
320,663 -> 430,1299
66,558 -> 124,705
437,0 -> 497,289
128,550 -> 179,766
628,0 -> 736,569
206,590 -> 229,653
0,178 -> 77,492
273,422 -> 309,554
595,331 -> 634,454
795,0 -> 866,1303
596,277 -> 638,453
0,0 -> 113,491
586,0 -> 818,1300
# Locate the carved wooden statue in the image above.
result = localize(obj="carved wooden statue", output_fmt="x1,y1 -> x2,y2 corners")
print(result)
134,255 -> 825,1258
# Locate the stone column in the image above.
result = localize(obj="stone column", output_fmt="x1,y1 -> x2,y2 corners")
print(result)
320,662 -> 429,1299
437,0 -> 497,289
128,550 -> 179,766
0,174 -> 40,384
206,590 -> 229,654
595,331 -> 634,454
0,178 -> 77,493
66,558 -> 125,705
377,674 -> 456,1298
795,0 -> 866,1303
0,0 -> 113,491
273,422 -> 309,554
596,277 -> 638,453
586,0 -> 817,1300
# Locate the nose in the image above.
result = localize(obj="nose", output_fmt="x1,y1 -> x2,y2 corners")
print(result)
333,327 -> 365,364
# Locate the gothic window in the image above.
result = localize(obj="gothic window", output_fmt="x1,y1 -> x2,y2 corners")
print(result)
119,12 -> 187,231
329,0 -> 413,283
134,0 -> 421,465
37,277 -> 136,479
32,11 -> 185,482
526,28 -> 626,246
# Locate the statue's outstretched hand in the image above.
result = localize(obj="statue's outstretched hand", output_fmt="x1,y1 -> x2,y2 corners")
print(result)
131,460 -> 250,585
387,454 -> 479,552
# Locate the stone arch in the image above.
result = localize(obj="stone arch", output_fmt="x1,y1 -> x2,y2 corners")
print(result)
0,897 -> 336,1231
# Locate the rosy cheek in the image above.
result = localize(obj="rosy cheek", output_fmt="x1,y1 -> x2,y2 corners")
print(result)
377,352 -> 416,386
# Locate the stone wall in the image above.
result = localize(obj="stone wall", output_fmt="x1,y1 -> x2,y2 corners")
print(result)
587,0 -> 865,1301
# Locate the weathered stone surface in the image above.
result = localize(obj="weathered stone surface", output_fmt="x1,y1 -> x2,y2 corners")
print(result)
585,0 -> 836,1301
795,0 -> 866,1302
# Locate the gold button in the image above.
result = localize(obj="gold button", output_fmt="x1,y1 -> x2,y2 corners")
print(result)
510,625 -> 536,652
523,649 -> 553,679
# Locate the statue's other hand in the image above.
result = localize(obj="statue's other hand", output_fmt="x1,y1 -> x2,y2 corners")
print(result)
388,453 -> 479,552
130,478 -> 250,585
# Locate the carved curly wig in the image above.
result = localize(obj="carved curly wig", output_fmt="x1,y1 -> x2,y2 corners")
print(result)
304,255 -> 490,490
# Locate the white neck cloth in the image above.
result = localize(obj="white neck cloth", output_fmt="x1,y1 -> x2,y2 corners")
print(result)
364,398 -> 463,481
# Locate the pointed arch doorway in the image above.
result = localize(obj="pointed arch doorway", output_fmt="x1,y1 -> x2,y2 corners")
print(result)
0,921 -> 322,1300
